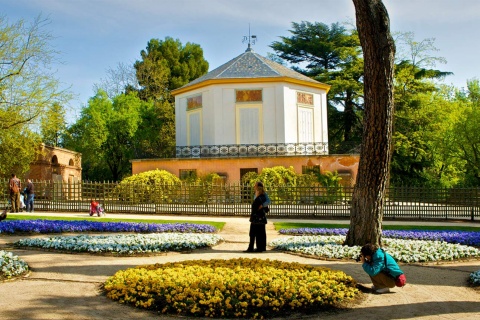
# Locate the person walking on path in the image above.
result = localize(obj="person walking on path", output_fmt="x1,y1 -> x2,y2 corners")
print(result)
9,173 -> 21,213
244,181 -> 268,253
25,179 -> 34,213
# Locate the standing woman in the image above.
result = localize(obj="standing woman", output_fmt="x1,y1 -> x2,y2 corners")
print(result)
244,182 -> 268,253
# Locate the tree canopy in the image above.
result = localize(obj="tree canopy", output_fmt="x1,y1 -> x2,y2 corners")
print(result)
0,15 -> 70,178
64,91 -> 147,181
391,32 -> 455,186
270,21 -> 364,153
0,15 -> 70,131
134,37 -> 209,102
64,37 -> 209,180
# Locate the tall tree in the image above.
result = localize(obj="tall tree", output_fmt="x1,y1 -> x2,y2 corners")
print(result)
0,15 -> 70,130
270,21 -> 364,153
93,62 -> 140,99
40,103 -> 67,147
0,14 -> 70,177
133,100 -> 175,159
391,32 -> 453,186
64,91 -> 146,181
444,80 -> 480,185
0,128 -> 40,178
346,0 -> 396,246
132,37 -> 208,158
134,37 -> 209,102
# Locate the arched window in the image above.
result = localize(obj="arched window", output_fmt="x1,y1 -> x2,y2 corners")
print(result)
69,159 -> 74,166
51,155 -> 59,165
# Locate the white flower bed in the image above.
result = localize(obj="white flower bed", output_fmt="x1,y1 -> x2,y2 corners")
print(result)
0,250 -> 29,279
270,235 -> 480,263
15,233 -> 223,254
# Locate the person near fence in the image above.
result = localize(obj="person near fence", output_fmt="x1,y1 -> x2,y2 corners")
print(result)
359,243 -> 405,294
19,192 -> 25,212
90,200 -> 105,217
90,200 -> 99,216
25,179 -> 35,213
244,181 -> 268,253
258,181 -> 271,212
9,174 -> 21,213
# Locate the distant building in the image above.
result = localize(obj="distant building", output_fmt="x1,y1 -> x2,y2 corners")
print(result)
27,144 -> 82,183
131,46 -> 359,184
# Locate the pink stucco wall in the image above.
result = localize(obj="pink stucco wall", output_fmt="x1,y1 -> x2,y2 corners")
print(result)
131,155 -> 359,185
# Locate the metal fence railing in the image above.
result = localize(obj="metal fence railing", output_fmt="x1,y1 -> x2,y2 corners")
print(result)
176,142 -> 329,158
1,179 -> 479,221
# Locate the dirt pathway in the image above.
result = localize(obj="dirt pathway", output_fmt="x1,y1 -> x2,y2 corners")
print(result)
0,217 -> 479,319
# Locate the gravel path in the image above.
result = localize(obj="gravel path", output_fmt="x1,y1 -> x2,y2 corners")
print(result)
0,213 -> 479,319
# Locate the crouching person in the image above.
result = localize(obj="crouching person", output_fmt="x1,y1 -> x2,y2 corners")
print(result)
359,243 -> 404,294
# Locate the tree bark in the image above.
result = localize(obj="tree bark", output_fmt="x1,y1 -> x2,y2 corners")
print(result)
346,0 -> 396,246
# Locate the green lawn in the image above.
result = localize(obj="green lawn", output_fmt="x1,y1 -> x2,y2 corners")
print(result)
6,214 -> 225,230
274,222 -> 480,232
6,215 -> 478,233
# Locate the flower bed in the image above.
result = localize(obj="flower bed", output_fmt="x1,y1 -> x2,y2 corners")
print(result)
0,250 -> 29,280
0,220 -> 216,234
270,235 -> 480,263
279,228 -> 480,246
14,233 -> 222,255
104,258 -> 358,319
470,270 -> 480,286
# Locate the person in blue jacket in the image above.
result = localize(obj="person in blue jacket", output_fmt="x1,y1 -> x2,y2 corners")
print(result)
359,243 -> 404,294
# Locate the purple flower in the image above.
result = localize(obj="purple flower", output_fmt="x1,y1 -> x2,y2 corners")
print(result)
279,227 -> 480,246
0,220 -> 216,234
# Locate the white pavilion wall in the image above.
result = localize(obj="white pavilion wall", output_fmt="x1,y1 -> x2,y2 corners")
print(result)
175,82 -> 328,146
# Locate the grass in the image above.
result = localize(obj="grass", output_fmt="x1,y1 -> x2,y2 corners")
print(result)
274,222 -> 480,232
5,214 -> 225,230
5,215 -> 478,233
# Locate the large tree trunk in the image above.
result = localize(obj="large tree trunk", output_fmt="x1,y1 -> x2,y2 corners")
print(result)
346,0 -> 395,246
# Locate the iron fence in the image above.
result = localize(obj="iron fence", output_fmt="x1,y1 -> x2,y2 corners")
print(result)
1,179 -> 479,220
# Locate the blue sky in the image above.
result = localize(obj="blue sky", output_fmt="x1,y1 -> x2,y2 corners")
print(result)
3,0 -> 479,122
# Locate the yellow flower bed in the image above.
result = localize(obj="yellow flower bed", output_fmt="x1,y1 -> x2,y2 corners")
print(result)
104,258 -> 358,318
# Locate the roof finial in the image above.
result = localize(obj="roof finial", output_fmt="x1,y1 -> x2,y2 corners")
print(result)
242,23 -> 257,52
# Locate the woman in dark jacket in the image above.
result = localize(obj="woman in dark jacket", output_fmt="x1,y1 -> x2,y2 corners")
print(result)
360,243 -> 405,293
244,182 -> 267,253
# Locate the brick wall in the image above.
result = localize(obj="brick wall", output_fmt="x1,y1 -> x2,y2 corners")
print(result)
25,144 -> 82,182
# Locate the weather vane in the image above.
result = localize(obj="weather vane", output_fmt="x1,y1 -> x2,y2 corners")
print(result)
242,24 -> 257,52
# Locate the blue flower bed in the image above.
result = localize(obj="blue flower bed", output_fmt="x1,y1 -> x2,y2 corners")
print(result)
0,219 -> 217,234
279,227 -> 480,246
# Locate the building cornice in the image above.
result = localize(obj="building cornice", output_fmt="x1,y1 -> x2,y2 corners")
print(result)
172,77 -> 331,96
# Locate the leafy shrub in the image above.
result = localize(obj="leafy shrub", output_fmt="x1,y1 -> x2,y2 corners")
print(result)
112,169 -> 180,203
241,166 -> 345,204
313,171 -> 346,204
181,173 -> 222,203
242,166 -> 302,202
104,258 -> 358,318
